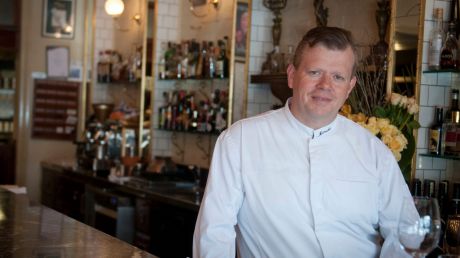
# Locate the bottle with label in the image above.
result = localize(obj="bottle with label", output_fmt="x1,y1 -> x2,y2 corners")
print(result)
429,8 -> 444,70
444,89 -> 460,154
441,22 -> 459,69
429,106 -> 444,155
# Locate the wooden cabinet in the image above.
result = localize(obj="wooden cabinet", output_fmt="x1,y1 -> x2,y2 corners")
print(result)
41,166 -> 86,222
149,201 -> 197,258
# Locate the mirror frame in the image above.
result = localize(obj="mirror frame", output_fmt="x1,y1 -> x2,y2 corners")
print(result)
386,0 -> 425,181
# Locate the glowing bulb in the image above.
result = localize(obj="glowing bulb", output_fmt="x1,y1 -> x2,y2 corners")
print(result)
105,0 -> 124,17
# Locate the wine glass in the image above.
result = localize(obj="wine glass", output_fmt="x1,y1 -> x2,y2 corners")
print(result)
398,196 -> 442,258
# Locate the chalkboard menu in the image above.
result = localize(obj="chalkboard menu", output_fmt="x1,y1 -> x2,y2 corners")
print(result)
32,79 -> 79,141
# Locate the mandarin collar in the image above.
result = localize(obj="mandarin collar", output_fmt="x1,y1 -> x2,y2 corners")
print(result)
283,98 -> 338,139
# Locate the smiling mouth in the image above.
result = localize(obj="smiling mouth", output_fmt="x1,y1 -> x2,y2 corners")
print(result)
312,96 -> 331,102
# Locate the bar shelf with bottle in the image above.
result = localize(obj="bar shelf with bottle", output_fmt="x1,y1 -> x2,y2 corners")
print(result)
158,77 -> 229,81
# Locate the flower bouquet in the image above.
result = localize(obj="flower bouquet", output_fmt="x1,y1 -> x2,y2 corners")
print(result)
340,93 -> 420,182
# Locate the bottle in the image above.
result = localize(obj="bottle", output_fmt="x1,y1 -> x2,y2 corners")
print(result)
438,180 -> 449,220
444,89 -> 460,154
429,106 -> 444,155
428,8 -> 444,70
411,178 -> 422,196
215,39 -> 229,79
441,22 -> 459,69
423,179 -> 436,197
284,45 -> 294,70
446,89 -> 460,123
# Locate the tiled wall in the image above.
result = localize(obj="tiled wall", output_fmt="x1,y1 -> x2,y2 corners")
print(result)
247,0 -> 281,117
415,0 -> 460,184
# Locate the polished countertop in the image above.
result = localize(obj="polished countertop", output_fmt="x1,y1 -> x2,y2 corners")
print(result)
0,187 -> 157,258
41,160 -> 202,211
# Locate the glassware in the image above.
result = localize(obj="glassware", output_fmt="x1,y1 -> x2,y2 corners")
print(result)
445,215 -> 460,255
398,196 -> 442,258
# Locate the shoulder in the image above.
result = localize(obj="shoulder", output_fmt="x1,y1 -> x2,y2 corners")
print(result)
336,115 -> 393,156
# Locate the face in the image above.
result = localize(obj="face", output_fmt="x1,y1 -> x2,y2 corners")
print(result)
287,44 -> 356,129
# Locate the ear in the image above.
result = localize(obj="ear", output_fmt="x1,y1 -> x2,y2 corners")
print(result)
287,64 -> 295,89
346,76 -> 357,96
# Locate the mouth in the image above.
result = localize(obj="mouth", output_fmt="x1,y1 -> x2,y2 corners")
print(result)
311,95 -> 332,103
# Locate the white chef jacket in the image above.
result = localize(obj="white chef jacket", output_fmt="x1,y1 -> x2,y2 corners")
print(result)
193,100 -> 412,258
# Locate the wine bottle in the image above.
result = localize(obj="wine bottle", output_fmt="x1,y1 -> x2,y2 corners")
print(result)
444,89 -> 460,154
440,22 -> 459,69
429,8 -> 444,70
429,107 -> 444,155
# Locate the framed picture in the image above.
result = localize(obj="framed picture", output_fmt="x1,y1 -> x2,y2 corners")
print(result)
235,1 -> 249,62
46,46 -> 69,78
42,0 -> 75,39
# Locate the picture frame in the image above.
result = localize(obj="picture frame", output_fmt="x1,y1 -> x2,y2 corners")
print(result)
235,1 -> 249,63
42,0 -> 75,39
46,46 -> 70,78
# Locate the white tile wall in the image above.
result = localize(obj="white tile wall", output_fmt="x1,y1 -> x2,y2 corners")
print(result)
416,0 -> 460,185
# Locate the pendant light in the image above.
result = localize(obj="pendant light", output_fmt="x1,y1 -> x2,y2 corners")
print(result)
105,0 -> 124,17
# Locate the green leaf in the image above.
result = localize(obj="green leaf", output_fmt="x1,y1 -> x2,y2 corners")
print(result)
398,132 -> 416,183
374,106 -> 386,117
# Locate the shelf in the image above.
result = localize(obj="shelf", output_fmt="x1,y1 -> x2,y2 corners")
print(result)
250,73 -> 291,103
0,88 -> 14,94
96,80 -> 140,85
156,128 -> 221,136
420,153 -> 460,161
423,69 -> 460,74
158,77 -> 229,81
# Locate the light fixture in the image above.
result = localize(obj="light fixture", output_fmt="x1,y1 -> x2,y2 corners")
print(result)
211,0 -> 220,10
189,0 -> 220,17
105,0 -> 124,17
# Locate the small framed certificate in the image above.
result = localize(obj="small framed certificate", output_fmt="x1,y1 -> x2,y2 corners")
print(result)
46,46 -> 69,78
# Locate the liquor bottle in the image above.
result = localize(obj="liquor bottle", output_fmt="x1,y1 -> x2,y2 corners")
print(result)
215,39 -> 229,79
411,178 -> 422,196
438,180 -> 449,220
429,8 -> 444,70
429,107 -> 444,155
444,89 -> 460,154
423,179 -> 436,197
440,22 -> 459,69
284,45 -> 294,70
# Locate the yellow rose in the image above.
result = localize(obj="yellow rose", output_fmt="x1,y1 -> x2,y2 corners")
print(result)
355,112 -> 367,123
389,138 -> 403,152
368,116 -> 377,125
381,134 -> 392,145
376,118 -> 390,129
392,150 -> 402,161
380,124 -> 395,136
341,104 -> 352,116
363,122 -> 379,135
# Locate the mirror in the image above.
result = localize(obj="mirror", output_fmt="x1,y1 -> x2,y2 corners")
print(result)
386,0 -> 424,182
146,0 -> 250,168
387,0 -> 424,98
80,0 -> 153,171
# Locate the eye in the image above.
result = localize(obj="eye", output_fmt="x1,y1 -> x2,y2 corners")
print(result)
307,70 -> 321,76
333,74 -> 346,82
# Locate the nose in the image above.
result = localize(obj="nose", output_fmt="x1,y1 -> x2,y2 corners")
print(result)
317,74 -> 333,90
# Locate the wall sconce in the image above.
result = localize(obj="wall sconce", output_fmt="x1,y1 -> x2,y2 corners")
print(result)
189,0 -> 220,17
105,0 -> 125,17
211,0 -> 220,10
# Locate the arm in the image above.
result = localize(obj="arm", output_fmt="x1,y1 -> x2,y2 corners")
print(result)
378,149 -> 413,258
193,130 -> 244,258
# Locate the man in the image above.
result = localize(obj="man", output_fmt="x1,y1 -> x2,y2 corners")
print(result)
193,27 -> 412,258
